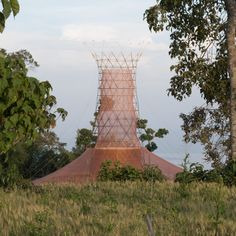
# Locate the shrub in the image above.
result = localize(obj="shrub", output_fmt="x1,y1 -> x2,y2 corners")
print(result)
175,155 -> 223,184
0,152 -> 25,189
98,160 -> 114,181
221,160 -> 236,186
142,165 -> 166,182
118,164 -> 142,181
97,160 -> 165,182
0,162 -> 21,188
98,161 -> 142,181
175,170 -> 194,184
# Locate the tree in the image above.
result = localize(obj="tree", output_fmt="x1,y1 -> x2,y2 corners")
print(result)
144,0 -> 236,167
226,1 -> 236,162
72,112 -> 97,156
137,119 -> 168,152
0,49 -> 67,154
0,131 -> 73,186
72,128 -> 96,156
22,131 -> 73,179
0,0 -> 20,32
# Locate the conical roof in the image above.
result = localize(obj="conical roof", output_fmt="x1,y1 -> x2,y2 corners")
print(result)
33,147 -> 182,185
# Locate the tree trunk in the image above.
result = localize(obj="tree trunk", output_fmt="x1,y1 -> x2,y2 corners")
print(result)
226,0 -> 236,160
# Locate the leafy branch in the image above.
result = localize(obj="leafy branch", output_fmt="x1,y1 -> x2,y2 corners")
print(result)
0,0 -> 20,32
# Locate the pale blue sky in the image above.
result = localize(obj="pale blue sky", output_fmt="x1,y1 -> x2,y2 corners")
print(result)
0,0 -> 206,166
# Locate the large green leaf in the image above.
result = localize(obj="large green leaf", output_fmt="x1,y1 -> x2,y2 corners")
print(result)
0,12 -> 5,33
2,0 -> 11,18
9,0 -> 19,17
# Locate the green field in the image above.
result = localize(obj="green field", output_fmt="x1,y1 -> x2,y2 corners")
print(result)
1,182 -> 236,236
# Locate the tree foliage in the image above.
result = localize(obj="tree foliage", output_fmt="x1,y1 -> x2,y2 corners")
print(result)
0,0 -> 20,32
144,0 -> 232,166
175,154 -> 236,186
72,128 -> 96,156
0,49 -> 68,154
98,160 -> 165,182
0,131 -> 72,187
137,119 -> 168,152
22,131 -> 73,179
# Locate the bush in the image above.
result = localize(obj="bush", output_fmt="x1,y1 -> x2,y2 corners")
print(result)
175,170 -> 194,184
0,162 -> 22,188
142,165 -> 166,182
0,152 -> 25,189
204,169 -> 223,183
97,160 -> 165,182
221,160 -> 236,186
175,155 -> 223,184
98,161 -> 142,181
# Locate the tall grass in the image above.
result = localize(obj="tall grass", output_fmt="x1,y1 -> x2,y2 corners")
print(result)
0,182 -> 236,235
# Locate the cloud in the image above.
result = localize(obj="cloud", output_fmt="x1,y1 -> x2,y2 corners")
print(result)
61,24 -> 117,42
61,24 -> 168,52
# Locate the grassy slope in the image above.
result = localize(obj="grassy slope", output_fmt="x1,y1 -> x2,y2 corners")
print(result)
0,182 -> 236,236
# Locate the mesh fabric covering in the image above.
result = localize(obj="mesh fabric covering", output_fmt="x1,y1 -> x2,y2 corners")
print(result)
33,148 -> 182,185
96,69 -> 140,148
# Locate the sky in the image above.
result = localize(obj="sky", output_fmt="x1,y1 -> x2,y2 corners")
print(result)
0,0 -> 206,166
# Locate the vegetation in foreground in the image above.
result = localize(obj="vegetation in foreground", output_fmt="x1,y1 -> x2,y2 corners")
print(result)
1,182 -> 236,236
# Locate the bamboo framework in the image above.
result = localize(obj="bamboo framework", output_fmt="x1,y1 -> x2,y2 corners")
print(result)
92,52 -> 142,148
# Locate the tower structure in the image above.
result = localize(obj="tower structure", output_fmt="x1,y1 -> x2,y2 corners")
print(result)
92,52 -> 141,148
33,53 -> 182,185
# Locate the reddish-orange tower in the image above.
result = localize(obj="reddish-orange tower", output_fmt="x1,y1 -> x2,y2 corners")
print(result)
94,53 -> 141,148
33,53 -> 182,185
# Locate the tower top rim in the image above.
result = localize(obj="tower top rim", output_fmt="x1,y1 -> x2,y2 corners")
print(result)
92,51 -> 142,69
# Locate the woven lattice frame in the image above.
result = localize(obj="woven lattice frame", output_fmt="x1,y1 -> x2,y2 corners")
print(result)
92,52 -> 141,148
